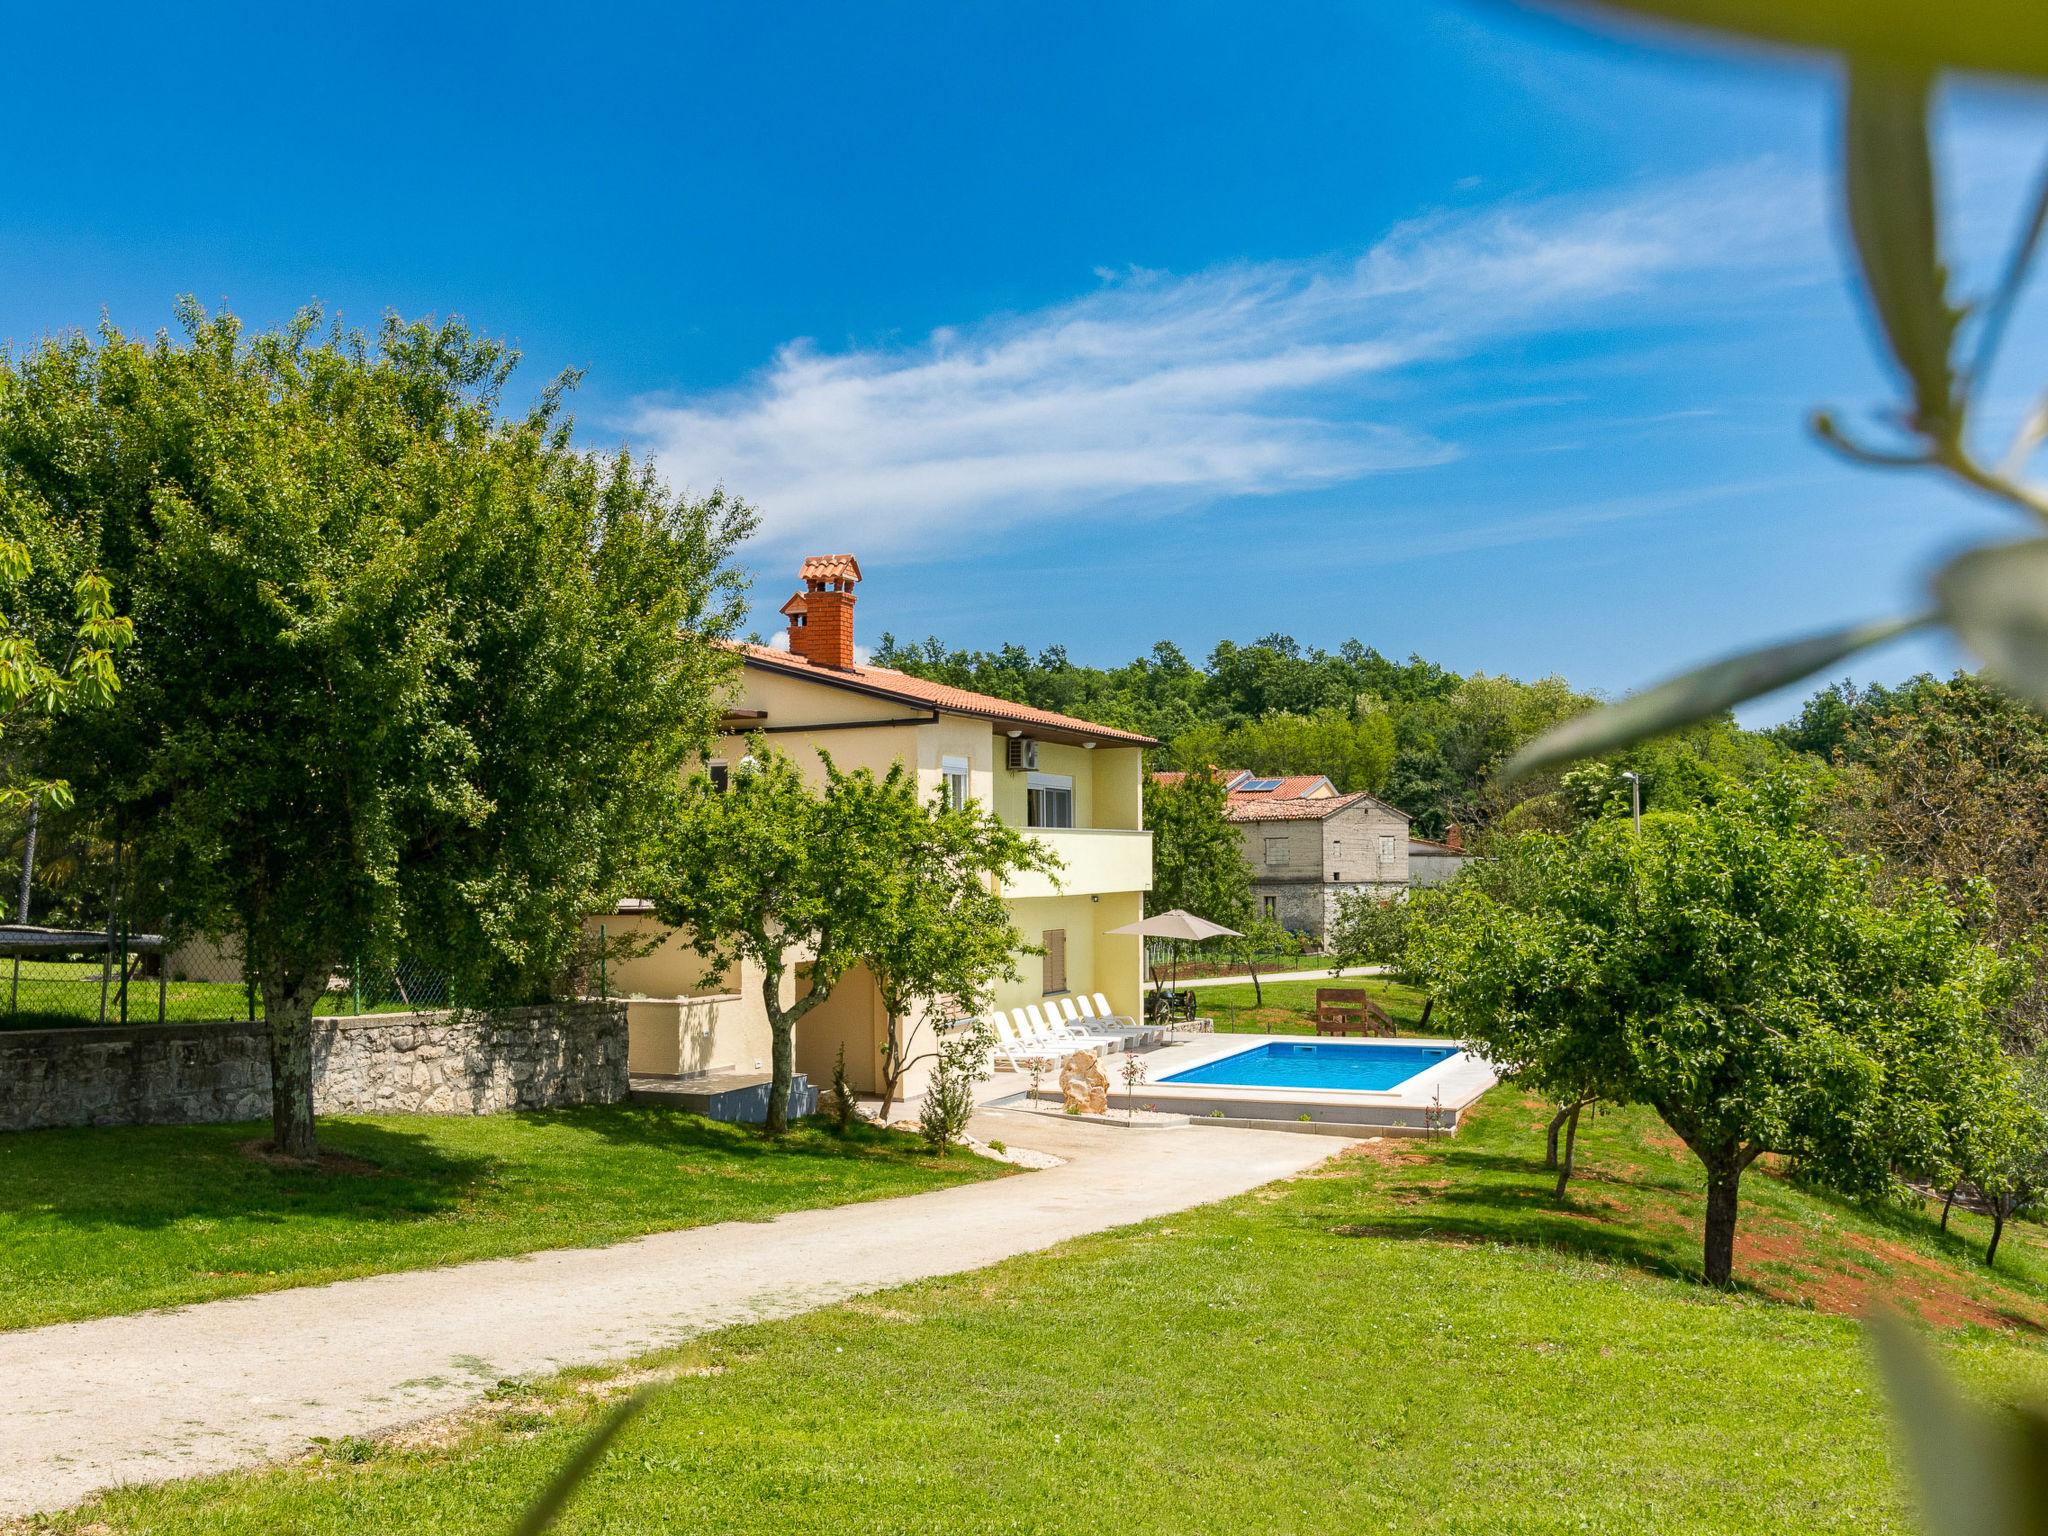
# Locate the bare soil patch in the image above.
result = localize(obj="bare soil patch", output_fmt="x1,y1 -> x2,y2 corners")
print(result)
236,1138 -> 382,1176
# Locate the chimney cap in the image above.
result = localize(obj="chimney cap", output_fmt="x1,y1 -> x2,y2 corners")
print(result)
799,554 -> 862,586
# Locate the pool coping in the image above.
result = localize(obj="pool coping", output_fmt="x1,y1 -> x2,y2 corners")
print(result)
1110,1031 -> 1498,1130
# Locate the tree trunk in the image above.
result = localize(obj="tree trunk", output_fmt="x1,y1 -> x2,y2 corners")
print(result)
1418,997 -> 1434,1032
1249,956 -> 1263,1008
876,1012 -> 903,1122
1940,1183 -> 1958,1232
1554,1101 -> 1583,1200
259,966 -> 322,1161
1545,1103 -> 1570,1168
1702,1159 -> 1743,1288
760,964 -> 798,1137
1988,1201 -> 2008,1268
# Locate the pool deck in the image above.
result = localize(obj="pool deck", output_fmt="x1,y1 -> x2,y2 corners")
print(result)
1105,1031 -> 1497,1133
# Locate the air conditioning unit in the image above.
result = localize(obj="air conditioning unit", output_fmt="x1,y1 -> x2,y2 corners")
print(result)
1005,736 -> 1037,771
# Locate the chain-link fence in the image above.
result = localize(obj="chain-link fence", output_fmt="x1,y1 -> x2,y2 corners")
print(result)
0,924 -> 464,1031
0,809 -> 622,1030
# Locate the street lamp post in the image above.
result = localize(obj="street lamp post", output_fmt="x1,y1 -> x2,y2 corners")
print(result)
1620,770 -> 1641,834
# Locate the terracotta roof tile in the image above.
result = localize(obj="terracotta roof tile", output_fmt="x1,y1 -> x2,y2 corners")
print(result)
798,554 -> 862,584
1224,790 -> 1411,824
1224,792 -> 1370,823
733,644 -> 1157,746
1227,774 -> 1336,800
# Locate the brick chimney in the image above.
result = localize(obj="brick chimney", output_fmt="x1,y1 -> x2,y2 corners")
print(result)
1444,823 -> 1463,852
781,554 -> 862,668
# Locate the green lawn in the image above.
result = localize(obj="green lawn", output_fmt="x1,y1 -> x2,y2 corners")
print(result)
0,1109 -> 1002,1330
1196,974 -> 1441,1035
46,1092 -> 2048,1534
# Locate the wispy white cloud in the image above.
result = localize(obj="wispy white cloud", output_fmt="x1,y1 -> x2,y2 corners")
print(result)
628,163 -> 1816,557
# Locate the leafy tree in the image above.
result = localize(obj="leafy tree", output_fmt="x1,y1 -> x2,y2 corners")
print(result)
0,510 -> 132,816
653,744 -> 900,1137
1142,769 -> 1251,926
1960,1054 -> 2048,1268
865,786 -> 1058,1119
1228,914 -> 1302,1006
1385,673 -> 1595,840
1826,673 -> 2048,1045
654,742 -> 1056,1134
1408,782 -> 2017,1286
2,303 -> 750,1159
1327,889 -> 1413,976
1164,709 -> 1396,794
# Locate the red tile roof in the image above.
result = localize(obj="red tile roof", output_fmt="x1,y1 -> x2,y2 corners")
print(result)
1224,790 -> 1411,824
733,644 -> 1158,746
1224,792 -> 1371,823
1227,774 -> 1336,801
1150,767 -> 1245,789
798,554 -> 862,584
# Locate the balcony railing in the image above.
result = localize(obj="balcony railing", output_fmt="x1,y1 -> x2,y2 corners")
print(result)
1005,827 -> 1152,899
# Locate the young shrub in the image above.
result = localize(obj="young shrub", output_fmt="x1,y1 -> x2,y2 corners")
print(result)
918,1018 -> 993,1155
828,1043 -> 857,1135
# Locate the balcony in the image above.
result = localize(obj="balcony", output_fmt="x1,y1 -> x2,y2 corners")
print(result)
1005,827 -> 1153,899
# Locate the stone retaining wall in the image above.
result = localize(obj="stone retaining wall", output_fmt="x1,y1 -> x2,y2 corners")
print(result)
0,1001 -> 628,1132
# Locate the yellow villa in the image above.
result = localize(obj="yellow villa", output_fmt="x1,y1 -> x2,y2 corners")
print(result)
601,554 -> 1156,1108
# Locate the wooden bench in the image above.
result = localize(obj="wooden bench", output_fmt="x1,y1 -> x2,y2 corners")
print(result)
1313,986 -> 1396,1037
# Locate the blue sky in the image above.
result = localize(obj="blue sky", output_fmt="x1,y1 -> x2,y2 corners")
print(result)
4,2 -> 2044,720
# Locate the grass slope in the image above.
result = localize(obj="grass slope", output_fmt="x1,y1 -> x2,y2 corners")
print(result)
0,1109 -> 1001,1331
42,1093 -> 2048,1534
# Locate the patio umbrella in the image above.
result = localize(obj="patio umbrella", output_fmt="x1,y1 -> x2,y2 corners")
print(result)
1104,908 -> 1243,990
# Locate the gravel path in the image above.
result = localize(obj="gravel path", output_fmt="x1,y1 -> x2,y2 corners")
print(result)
0,1111 -> 1348,1518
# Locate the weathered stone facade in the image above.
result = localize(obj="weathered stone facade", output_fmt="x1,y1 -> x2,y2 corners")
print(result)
1233,794 -> 1412,945
0,1001 -> 627,1132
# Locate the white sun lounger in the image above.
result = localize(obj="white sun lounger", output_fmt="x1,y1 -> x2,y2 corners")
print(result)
1089,992 -> 1143,1031
1069,994 -> 1151,1046
1020,1004 -> 1117,1055
990,1013 -> 1066,1072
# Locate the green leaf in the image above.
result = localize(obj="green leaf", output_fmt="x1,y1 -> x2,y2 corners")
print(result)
1500,615 -> 1927,780
1868,1313 -> 2022,1536
1515,1 -> 2048,83
510,1388 -> 656,1536
1934,539 -> 2048,707
1843,59 -> 1961,441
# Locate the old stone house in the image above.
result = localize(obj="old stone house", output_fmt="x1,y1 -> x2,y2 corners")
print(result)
1226,789 -> 1411,944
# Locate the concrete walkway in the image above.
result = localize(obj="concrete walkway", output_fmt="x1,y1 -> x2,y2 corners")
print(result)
0,1112 -> 1348,1519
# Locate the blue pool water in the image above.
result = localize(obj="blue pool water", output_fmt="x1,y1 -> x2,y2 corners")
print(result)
1160,1041 -> 1457,1092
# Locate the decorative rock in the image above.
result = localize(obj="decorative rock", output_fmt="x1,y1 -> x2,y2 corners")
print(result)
1059,1049 -> 1109,1115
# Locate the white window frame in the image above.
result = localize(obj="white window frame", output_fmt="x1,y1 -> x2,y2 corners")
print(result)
1379,834 -> 1396,863
1026,771 -> 1074,829
941,755 -> 970,811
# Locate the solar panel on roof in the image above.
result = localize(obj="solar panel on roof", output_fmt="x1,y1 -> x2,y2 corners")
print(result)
1239,777 -> 1284,792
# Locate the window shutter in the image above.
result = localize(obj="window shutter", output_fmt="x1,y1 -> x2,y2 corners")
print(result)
1042,929 -> 1067,994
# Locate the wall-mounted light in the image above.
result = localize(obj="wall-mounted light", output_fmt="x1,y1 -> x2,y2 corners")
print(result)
1083,741 -> 1097,750
1006,729 -> 1023,738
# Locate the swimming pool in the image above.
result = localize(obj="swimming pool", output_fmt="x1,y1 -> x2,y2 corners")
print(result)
1159,1040 -> 1458,1093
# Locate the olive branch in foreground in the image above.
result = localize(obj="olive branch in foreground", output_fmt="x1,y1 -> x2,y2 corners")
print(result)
1505,0 -> 2048,779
